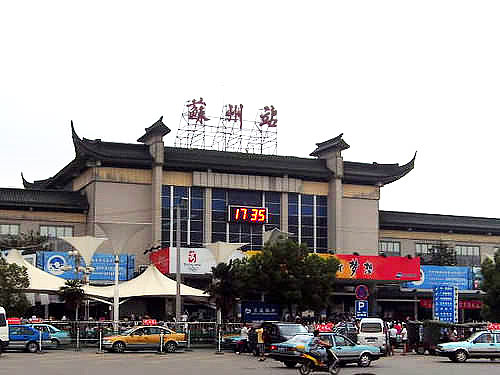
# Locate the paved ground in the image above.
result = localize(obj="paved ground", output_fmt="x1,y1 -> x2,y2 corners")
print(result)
0,349 -> 498,375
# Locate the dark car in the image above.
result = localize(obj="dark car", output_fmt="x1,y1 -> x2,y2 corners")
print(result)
248,322 -> 309,355
268,333 -> 381,368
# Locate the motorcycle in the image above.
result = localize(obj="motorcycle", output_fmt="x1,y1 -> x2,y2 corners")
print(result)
296,344 -> 340,375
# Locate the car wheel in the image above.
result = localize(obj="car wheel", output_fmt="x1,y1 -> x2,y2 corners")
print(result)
284,361 -> 297,368
358,353 -> 371,367
26,341 -> 39,353
165,341 -> 177,353
51,339 -> 60,349
454,350 -> 467,363
298,361 -> 313,375
328,362 -> 340,375
112,341 -> 126,353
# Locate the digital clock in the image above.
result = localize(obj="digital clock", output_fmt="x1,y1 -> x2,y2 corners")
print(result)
228,205 -> 268,224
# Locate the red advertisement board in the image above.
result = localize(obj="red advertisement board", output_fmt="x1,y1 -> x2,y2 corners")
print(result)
332,254 -> 420,282
150,248 -> 170,275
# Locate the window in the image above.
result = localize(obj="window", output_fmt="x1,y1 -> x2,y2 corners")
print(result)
415,243 -> 436,256
334,335 -> 353,346
40,226 -> 73,238
474,333 -> 493,344
495,333 -> 500,344
161,185 -> 204,248
0,313 -> 5,327
0,224 -> 19,236
379,241 -> 401,256
288,193 -> 328,253
455,245 -> 480,266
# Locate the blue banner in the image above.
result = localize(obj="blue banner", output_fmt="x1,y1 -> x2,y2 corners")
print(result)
241,302 -> 280,322
37,251 -> 135,281
403,265 -> 472,290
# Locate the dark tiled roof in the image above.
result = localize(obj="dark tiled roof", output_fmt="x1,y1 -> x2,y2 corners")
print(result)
22,123 -> 416,189
310,133 -> 350,156
137,117 -> 171,143
380,210 -> 500,236
0,188 -> 88,212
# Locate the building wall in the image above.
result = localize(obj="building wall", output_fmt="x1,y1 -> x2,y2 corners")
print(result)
341,198 -> 379,254
92,181 -> 153,266
0,209 -> 87,235
380,229 -> 500,262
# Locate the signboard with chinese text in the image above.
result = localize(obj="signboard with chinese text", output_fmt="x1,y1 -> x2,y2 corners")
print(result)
36,251 -> 134,281
403,266 -> 472,290
420,299 -> 482,310
331,255 -> 420,282
433,286 -> 458,323
241,302 -> 280,322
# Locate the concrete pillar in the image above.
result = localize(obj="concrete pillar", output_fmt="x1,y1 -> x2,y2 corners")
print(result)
152,155 -> 163,247
204,187 -> 212,243
281,192 -> 288,233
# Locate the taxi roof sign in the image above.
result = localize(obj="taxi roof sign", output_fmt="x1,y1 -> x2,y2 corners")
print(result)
488,323 -> 500,331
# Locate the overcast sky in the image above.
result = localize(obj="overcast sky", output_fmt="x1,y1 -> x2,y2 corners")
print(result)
1,1 -> 499,219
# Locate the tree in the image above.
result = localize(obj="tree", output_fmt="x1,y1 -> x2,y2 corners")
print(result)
58,280 -> 85,321
480,250 -> 500,321
0,230 -> 50,254
206,260 -> 246,320
0,257 -> 30,316
239,239 -> 340,318
420,242 -> 457,266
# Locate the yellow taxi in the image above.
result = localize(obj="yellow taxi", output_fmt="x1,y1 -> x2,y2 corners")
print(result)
102,326 -> 186,353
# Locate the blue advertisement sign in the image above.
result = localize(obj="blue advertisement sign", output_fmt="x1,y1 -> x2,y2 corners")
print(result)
433,286 -> 458,323
241,302 -> 280,322
36,251 -> 135,281
355,300 -> 369,319
403,266 -> 472,290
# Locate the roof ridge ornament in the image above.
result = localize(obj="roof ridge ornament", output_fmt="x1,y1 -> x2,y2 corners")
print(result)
310,133 -> 350,157
137,116 -> 171,143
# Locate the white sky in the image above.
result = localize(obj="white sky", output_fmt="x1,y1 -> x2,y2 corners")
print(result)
1,1 -> 499,219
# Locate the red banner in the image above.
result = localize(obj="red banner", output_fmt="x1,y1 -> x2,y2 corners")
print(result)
150,248 -> 170,274
330,255 -> 420,282
488,323 -> 500,331
315,323 -> 334,332
142,319 -> 157,326
420,299 -> 482,310
7,318 -> 21,325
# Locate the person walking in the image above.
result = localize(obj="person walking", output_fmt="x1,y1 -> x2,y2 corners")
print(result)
401,324 -> 408,353
236,323 -> 249,354
389,324 -> 398,356
256,326 -> 266,361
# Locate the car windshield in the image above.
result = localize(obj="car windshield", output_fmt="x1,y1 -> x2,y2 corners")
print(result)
286,335 -> 313,344
360,323 -> 382,333
467,332 -> 483,342
278,325 -> 308,336
122,329 -> 135,336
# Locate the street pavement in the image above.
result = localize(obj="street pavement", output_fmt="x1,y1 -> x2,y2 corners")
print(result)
0,348 -> 498,375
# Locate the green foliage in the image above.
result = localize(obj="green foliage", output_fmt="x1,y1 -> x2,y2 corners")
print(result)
420,242 -> 457,266
480,250 -> 500,321
206,259 -> 246,319
58,279 -> 85,319
0,230 -> 50,254
0,257 -> 30,316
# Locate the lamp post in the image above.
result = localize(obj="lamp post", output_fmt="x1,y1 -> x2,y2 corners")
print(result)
176,197 -> 188,327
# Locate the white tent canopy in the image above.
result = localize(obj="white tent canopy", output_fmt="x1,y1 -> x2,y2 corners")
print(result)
106,264 -> 207,299
4,250 -> 207,300
4,250 -> 66,293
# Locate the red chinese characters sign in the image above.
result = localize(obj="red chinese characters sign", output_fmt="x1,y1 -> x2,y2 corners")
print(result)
150,248 -> 170,275
332,255 -> 421,282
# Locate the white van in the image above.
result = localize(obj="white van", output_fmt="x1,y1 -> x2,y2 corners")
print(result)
0,307 -> 9,352
357,318 -> 387,355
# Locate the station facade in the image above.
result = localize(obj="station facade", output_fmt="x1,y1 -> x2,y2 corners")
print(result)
1,117 -> 499,321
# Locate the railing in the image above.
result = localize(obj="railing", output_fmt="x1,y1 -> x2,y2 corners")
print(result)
34,320 -> 244,350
